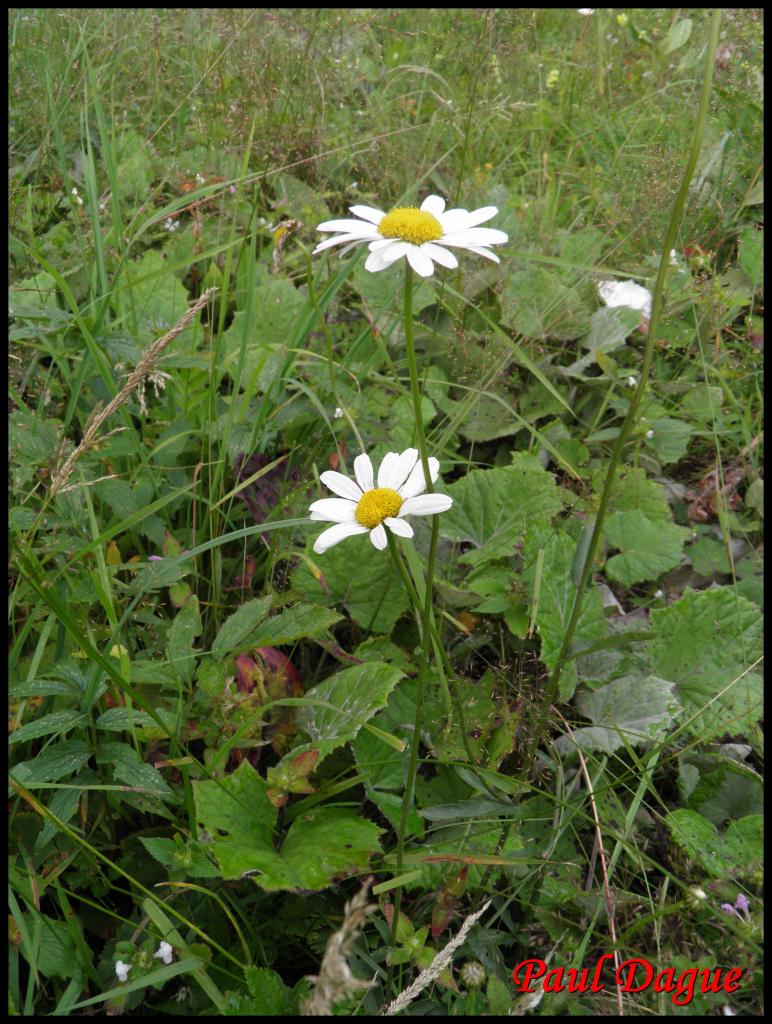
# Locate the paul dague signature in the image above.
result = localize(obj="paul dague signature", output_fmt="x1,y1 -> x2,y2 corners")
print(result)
512,955 -> 743,1007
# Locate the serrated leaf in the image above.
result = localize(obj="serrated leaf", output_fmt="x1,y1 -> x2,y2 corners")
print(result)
597,466 -> 672,522
645,417 -> 692,464
289,662 -> 405,765
292,534 -> 409,633
124,250 -> 202,345
440,456 -> 563,566
665,809 -> 762,878
650,588 -> 763,739
193,760 -> 382,890
604,510 -> 689,586
97,741 -> 174,798
501,267 -> 591,340
9,709 -> 86,745
555,675 -> 680,754
11,739 -> 92,784
243,966 -> 292,1016
251,603 -> 342,648
211,596 -> 272,660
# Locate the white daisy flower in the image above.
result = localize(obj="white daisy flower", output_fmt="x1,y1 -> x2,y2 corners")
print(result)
154,941 -> 174,965
597,279 -> 653,320
309,447 -> 453,553
313,194 -> 507,278
115,960 -> 131,983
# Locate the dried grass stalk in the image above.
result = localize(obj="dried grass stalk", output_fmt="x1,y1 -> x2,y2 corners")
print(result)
49,286 -> 218,498
301,879 -> 377,1015
383,899 -> 492,1015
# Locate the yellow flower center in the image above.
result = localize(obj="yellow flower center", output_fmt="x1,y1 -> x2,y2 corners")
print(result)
378,207 -> 443,245
355,487 -> 403,529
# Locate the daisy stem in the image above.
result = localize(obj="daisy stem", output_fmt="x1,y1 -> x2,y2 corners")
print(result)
388,265 -> 443,953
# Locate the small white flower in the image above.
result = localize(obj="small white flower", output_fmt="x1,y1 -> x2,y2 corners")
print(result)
115,960 -> 131,983
71,186 -> 79,196
154,941 -> 174,965
195,172 -> 205,185
669,248 -> 679,266
333,407 -> 343,419
309,447 -> 453,553
577,8 -> 596,14
598,279 -> 653,320
654,588 -> 664,598
164,217 -> 179,233
646,429 -> 655,439
314,194 -> 507,277
626,376 -> 637,387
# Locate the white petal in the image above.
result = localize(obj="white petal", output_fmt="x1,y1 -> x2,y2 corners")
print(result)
420,242 -> 458,269
399,493 -> 453,517
461,244 -> 501,263
398,457 -> 439,500
368,237 -> 394,251
308,498 -> 358,523
370,524 -> 388,550
353,453 -> 374,492
406,246 -> 435,277
420,194 -> 446,217
365,248 -> 396,273
391,448 -> 420,491
319,470 -> 363,501
348,204 -> 386,224
313,233 -> 373,254
442,227 -> 508,246
377,451 -> 401,488
316,218 -> 381,234
314,522 -> 368,553
598,280 -> 652,318
439,206 -> 498,232
381,240 -> 412,264
385,516 -> 414,538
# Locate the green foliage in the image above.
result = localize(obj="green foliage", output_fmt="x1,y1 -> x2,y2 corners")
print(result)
603,510 -> 690,586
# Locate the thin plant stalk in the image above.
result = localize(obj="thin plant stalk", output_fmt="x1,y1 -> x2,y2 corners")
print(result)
388,264 -> 442,949
523,8 -> 723,765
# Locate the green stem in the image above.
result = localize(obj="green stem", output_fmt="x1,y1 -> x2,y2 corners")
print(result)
524,8 -> 723,769
388,264 -> 442,951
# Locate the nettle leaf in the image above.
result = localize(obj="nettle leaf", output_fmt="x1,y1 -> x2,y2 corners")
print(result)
665,809 -> 762,878
288,662 -> 405,765
650,588 -> 763,739
566,306 -> 640,378
501,267 -> 591,340
597,466 -> 672,522
250,603 -> 343,648
525,528 -> 606,701
124,250 -> 202,346
292,534 -> 409,633
193,760 -> 382,890
428,670 -> 520,769
211,596 -> 272,660
603,510 -> 690,586
166,594 -> 202,683
441,456 -> 563,566
644,417 -> 693,464
555,675 -> 680,755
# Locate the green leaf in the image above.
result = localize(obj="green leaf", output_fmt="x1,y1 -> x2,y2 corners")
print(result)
738,226 -> 763,289
524,529 -> 606,700
193,760 -> 382,890
665,809 -> 762,878
211,596 -> 272,660
598,466 -> 672,522
566,306 -> 640,377
290,662 -> 405,765
9,710 -> 86,746
166,595 -> 202,683
603,510 -> 689,586
650,588 -> 763,739
554,675 -> 680,754
243,966 -> 292,1016
18,915 -> 80,981
11,739 -> 92,785
251,603 -> 343,648
292,534 -> 409,633
645,417 -> 692,464
124,250 -> 202,346
500,267 -> 591,341
661,17 -> 692,54
440,456 -> 563,566
97,741 -> 174,799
